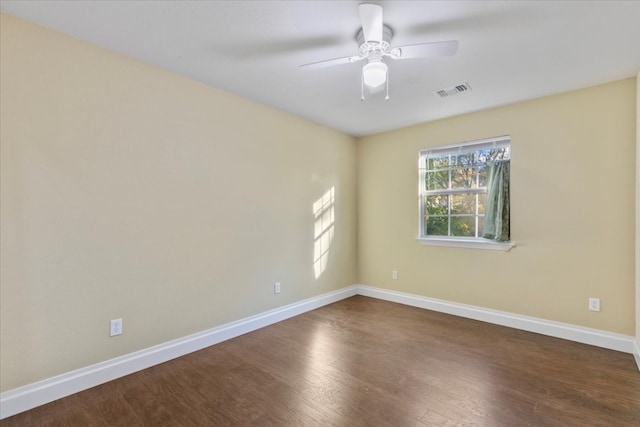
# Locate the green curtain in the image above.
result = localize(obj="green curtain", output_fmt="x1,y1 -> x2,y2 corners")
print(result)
483,160 -> 510,241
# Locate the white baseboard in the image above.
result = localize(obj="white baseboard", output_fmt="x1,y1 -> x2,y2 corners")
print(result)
1,283 -> 636,419
357,285 -> 636,354
0,286 -> 358,420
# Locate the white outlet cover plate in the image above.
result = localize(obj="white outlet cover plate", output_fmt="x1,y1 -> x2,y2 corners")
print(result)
110,319 -> 123,336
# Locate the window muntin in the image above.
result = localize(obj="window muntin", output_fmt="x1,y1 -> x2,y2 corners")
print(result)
419,136 -> 510,240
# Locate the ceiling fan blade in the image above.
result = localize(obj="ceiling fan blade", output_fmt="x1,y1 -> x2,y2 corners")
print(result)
300,55 -> 364,70
359,4 -> 383,43
393,40 -> 459,60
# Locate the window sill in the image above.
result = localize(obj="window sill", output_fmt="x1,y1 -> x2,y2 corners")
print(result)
417,237 -> 516,251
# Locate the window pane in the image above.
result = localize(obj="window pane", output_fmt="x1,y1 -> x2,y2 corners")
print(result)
427,157 -> 449,171
426,216 -> 448,236
490,147 -> 509,160
478,165 -> 488,187
451,166 -> 477,189
425,194 -> 449,236
453,152 -> 474,168
450,216 -> 476,237
477,193 -> 487,214
451,193 -> 477,215
426,170 -> 449,191
426,194 -> 448,215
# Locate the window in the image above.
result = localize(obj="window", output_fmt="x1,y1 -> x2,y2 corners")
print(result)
418,136 -> 513,250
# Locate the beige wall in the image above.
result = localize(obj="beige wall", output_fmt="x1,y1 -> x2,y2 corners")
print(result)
636,71 -> 639,350
358,79 -> 636,335
1,10 -> 638,395
0,13 -> 357,391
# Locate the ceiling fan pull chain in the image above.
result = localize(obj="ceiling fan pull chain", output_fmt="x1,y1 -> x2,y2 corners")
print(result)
385,73 -> 390,101
361,74 -> 365,101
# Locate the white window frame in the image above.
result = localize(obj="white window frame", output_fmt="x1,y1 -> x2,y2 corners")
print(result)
417,135 -> 515,251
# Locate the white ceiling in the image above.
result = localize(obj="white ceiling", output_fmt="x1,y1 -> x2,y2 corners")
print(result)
2,0 -> 639,137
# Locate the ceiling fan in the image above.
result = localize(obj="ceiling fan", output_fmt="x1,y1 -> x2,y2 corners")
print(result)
300,3 -> 458,100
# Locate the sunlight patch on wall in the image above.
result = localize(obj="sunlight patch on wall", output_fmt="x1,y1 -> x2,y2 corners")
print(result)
313,187 -> 335,279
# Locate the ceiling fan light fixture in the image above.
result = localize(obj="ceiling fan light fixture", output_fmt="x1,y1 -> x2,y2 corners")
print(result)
362,61 -> 387,87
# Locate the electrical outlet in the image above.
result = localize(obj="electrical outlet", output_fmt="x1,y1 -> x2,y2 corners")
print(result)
392,270 -> 398,280
274,282 -> 281,294
588,297 -> 600,312
110,318 -> 123,336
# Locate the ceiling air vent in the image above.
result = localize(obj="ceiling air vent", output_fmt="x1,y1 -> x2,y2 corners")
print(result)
436,82 -> 472,98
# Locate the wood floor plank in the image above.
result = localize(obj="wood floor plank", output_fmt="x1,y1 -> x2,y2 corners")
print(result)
2,296 -> 639,426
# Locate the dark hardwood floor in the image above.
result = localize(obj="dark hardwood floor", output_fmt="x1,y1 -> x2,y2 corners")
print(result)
2,296 -> 639,426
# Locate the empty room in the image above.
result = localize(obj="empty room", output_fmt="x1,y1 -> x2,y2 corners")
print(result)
1,1 -> 639,425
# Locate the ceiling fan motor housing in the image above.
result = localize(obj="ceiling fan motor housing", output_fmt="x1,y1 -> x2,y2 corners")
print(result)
357,24 -> 393,58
